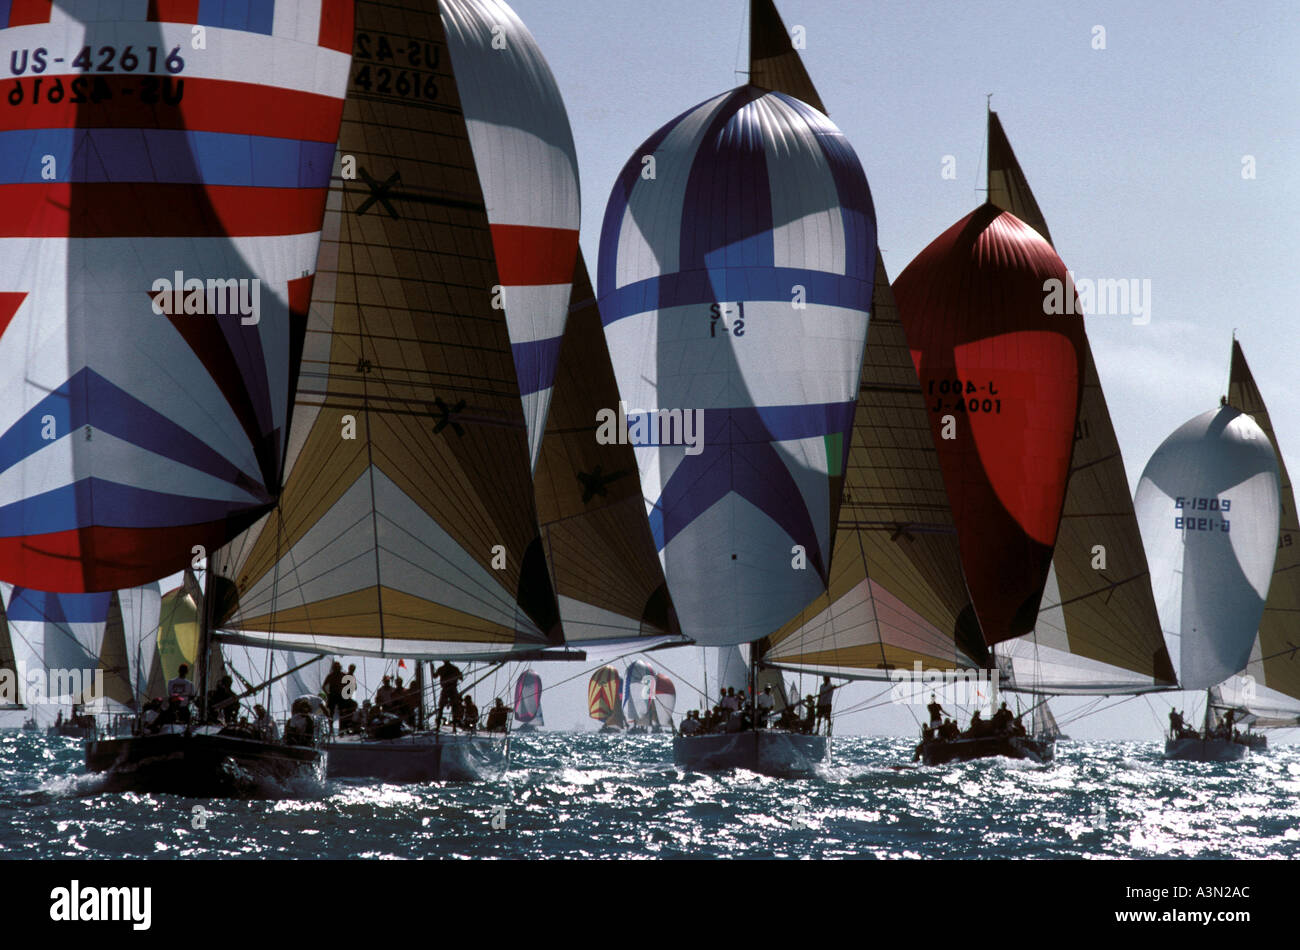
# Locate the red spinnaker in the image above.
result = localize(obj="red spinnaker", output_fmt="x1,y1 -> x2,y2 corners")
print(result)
895,204 -> 1084,645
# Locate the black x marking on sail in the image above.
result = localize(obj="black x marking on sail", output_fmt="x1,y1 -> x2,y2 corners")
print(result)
431,397 -> 467,437
576,465 -> 631,504
356,168 -> 401,219
889,523 -> 915,542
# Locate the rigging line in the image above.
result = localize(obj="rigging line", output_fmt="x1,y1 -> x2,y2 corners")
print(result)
535,642 -> 681,697
633,651 -> 704,705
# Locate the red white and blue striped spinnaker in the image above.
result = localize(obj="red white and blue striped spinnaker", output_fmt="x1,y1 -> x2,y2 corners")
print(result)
442,0 -> 579,471
0,1 -> 352,591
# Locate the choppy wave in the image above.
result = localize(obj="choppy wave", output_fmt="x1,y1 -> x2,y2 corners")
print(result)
2,731 -> 1298,859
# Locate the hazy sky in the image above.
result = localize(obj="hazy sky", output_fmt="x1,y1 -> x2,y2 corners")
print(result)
494,0 -> 1300,742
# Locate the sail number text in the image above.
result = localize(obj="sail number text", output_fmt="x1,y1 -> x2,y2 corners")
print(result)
9,46 -> 186,76
352,32 -> 441,101
709,302 -> 745,337
1174,496 -> 1230,533
928,378 -> 1002,414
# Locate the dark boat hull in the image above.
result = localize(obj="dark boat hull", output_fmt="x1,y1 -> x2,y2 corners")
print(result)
323,731 -> 507,782
1164,736 -> 1250,762
673,731 -> 827,777
918,735 -> 1054,765
85,729 -> 321,796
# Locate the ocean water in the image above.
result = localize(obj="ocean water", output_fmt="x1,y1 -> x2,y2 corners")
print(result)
2,731 -> 1299,859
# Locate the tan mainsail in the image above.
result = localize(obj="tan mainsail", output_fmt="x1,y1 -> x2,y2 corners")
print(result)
94,593 -> 135,710
1227,340 -> 1300,704
987,110 -> 1175,693
986,112 -> 1052,246
748,0 -> 981,678
534,254 -> 682,643
747,0 -> 825,113
214,1 -> 560,660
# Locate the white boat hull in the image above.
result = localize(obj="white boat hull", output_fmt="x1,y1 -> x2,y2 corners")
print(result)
673,730 -> 827,777
324,731 -> 507,782
1164,736 -> 1249,762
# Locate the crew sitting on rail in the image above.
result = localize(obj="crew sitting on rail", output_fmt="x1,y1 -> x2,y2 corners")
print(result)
459,695 -> 479,731
801,695 -> 817,734
253,704 -> 279,742
775,703 -> 800,731
284,698 -> 315,746
484,698 -> 509,732
940,718 -> 960,740
207,674 -> 239,725
680,710 -> 702,735
375,676 -> 395,714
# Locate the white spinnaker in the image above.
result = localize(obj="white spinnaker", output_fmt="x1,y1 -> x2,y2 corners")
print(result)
1135,407 -> 1280,691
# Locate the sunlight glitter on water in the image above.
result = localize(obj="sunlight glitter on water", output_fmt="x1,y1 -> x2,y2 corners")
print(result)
3,732 -> 1300,859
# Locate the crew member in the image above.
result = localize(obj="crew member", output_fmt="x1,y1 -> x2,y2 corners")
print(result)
484,698 -> 509,732
167,664 -> 197,725
816,676 -> 834,733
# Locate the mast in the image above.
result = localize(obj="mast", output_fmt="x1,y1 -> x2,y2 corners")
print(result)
984,109 -> 1175,695
746,0 -> 985,685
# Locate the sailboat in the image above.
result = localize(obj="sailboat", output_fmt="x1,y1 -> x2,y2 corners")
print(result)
598,1 -> 878,775
589,665 -> 626,732
0,2 -> 364,793
1218,339 -> 1300,746
0,586 -> 159,738
962,110 -> 1180,760
209,0 -> 596,784
748,0 -> 990,767
513,669 -> 544,732
0,591 -> 28,729
1136,405 -> 1281,761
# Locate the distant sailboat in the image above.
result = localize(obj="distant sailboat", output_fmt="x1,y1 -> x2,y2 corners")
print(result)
623,658 -> 659,733
589,665 -> 626,733
1136,406 -> 1281,761
1220,340 -> 1300,744
513,669 -> 544,732
600,0 -> 878,776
